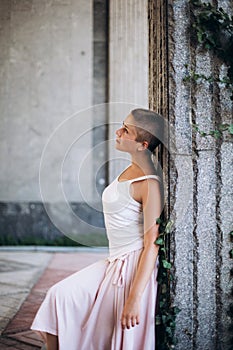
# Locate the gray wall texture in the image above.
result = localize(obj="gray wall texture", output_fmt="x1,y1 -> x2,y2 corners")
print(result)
149,0 -> 233,349
0,0 -> 93,202
0,0 -> 108,244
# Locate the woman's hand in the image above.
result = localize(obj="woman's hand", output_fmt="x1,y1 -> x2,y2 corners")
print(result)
121,296 -> 140,330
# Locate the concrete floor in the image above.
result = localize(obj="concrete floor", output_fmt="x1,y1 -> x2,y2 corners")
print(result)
0,247 -> 108,349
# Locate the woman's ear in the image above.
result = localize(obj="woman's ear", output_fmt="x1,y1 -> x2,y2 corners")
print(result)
137,141 -> 149,151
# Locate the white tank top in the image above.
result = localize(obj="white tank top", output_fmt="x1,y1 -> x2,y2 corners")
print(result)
102,172 -> 161,262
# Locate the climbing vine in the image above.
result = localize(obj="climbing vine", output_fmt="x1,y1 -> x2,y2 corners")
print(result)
188,1 -> 233,348
154,218 -> 180,349
189,0 -> 233,98
191,122 -> 233,140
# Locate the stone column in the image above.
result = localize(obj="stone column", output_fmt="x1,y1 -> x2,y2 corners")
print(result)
149,0 -> 233,349
108,0 -> 149,181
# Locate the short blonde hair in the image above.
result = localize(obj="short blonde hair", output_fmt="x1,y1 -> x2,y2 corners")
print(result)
131,108 -> 164,152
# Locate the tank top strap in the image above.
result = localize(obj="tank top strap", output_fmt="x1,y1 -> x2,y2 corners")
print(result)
129,175 -> 161,184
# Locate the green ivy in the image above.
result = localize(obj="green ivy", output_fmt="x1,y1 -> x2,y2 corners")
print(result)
192,122 -> 233,139
183,66 -> 233,97
190,0 -> 233,78
154,218 -> 180,349
188,0 -> 233,99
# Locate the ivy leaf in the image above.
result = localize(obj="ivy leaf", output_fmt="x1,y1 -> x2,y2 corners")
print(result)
155,217 -> 162,224
197,31 -> 204,43
165,326 -> 173,337
155,237 -> 164,246
172,306 -> 181,315
209,130 -> 221,139
169,321 -> 176,329
200,131 -> 207,137
192,123 -> 197,129
219,123 -> 229,131
228,124 -> 233,134
162,259 -> 172,269
170,273 -> 174,281
165,220 -> 174,234
159,300 -> 166,308
192,123 -> 199,132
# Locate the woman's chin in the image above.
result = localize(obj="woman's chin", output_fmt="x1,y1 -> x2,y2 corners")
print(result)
115,143 -> 123,152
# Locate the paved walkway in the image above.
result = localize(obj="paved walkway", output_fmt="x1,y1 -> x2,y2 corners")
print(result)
0,247 -> 108,349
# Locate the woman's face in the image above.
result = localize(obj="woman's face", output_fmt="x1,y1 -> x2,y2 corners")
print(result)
115,114 -> 139,154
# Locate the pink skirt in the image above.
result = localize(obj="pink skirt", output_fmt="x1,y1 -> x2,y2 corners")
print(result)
31,248 -> 158,350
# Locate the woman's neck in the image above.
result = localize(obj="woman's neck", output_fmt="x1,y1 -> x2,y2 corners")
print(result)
130,152 -> 155,175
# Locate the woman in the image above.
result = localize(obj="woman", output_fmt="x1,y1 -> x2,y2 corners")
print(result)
31,108 -> 164,350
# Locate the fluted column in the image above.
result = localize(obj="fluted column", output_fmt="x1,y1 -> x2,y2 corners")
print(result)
108,0 -> 149,181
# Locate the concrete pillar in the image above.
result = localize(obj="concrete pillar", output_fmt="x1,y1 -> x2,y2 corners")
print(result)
108,0 -> 149,181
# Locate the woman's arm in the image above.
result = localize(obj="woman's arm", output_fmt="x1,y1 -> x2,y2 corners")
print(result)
121,179 -> 161,330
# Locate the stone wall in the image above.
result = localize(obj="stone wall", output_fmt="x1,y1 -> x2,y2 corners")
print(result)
149,0 -> 233,349
0,0 -> 108,243
0,0 -> 93,202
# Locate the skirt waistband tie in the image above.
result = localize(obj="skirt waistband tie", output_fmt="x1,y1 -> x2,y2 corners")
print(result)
112,256 -> 128,287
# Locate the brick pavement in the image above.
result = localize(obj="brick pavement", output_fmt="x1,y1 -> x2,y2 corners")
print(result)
0,250 -> 107,349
